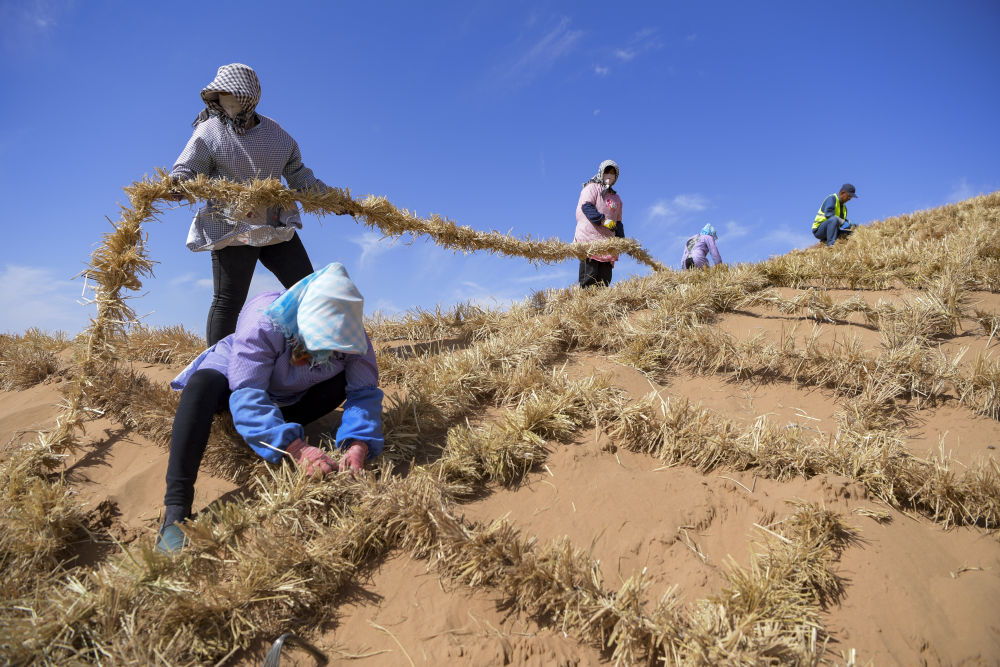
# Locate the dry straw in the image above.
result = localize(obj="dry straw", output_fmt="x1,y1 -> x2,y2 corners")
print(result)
135,170 -> 668,271
2,173 -> 999,663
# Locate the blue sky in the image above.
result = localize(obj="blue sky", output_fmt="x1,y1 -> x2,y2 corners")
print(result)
1,0 -> 998,336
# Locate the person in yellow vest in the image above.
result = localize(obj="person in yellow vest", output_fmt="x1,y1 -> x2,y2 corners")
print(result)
812,184 -> 857,246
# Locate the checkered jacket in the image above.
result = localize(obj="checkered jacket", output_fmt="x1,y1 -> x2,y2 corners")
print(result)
171,115 -> 326,251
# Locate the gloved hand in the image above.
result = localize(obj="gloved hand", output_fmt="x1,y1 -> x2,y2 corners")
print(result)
338,441 -> 369,475
165,177 -> 185,202
286,438 -> 336,477
602,218 -> 617,230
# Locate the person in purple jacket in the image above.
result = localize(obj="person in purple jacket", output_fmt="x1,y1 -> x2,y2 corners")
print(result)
574,159 -> 624,287
681,224 -> 724,270
155,262 -> 383,553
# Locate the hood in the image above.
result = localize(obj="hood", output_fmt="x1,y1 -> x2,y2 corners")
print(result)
264,262 -> 368,366
583,159 -> 620,190
193,63 -> 262,135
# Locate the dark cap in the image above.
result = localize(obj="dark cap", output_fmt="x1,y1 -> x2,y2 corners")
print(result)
839,183 -> 858,197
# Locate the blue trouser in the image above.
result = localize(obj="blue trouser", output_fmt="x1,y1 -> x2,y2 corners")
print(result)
813,217 -> 849,246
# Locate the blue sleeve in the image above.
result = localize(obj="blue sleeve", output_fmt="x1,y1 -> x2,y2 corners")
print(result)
821,195 -> 838,219
335,386 -> 385,457
581,202 -> 604,225
229,387 -> 305,463
333,335 -> 384,457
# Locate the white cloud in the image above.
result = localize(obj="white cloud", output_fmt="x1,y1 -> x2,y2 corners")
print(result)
350,231 -> 393,267
247,270 -> 283,297
449,279 -> 527,311
369,298 -> 402,319
594,65 -> 609,76
721,221 -> 748,240
593,109 -> 601,116
764,227 -> 813,251
947,178 -> 974,203
490,17 -> 583,89
511,270 -> 573,284
612,27 -> 663,63
0,0 -> 74,53
647,201 -> 670,218
0,264 -> 90,334
169,272 -> 207,289
646,193 -> 710,222
673,194 -> 709,211
168,272 -> 213,291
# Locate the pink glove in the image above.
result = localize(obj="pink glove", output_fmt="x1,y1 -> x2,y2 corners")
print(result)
286,438 -> 336,477
338,441 -> 369,475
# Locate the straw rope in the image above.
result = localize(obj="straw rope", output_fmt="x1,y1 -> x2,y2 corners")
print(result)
127,169 -> 668,271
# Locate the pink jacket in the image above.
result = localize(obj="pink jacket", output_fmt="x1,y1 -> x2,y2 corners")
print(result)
573,182 -> 623,264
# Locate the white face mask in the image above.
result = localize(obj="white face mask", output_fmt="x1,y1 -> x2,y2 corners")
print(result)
217,93 -> 243,118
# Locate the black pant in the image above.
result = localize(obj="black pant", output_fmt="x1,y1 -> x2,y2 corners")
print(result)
163,368 -> 347,512
579,258 -> 613,288
207,233 -> 314,346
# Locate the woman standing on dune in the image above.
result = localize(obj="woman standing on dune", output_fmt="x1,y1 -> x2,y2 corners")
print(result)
156,263 -> 384,553
169,63 -> 348,346
574,160 -> 624,287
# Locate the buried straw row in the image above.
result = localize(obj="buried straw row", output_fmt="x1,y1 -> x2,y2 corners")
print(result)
2,366 -> 854,665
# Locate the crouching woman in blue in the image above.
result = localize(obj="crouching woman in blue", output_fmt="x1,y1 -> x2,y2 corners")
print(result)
156,262 -> 383,553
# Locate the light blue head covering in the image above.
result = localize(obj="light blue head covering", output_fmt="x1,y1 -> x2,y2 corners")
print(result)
265,262 -> 368,365
700,223 -> 718,240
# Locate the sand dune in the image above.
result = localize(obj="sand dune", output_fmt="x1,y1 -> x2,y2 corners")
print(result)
3,193 -> 1000,665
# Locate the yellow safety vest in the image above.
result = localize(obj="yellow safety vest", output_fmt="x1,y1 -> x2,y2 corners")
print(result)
813,194 -> 846,230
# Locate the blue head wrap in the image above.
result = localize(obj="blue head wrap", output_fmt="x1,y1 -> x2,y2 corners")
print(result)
264,263 -> 368,365
700,223 -> 718,240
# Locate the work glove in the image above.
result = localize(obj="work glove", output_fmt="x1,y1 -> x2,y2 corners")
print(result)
165,177 -> 185,202
602,218 -> 617,230
286,438 -> 336,477
338,441 -> 369,476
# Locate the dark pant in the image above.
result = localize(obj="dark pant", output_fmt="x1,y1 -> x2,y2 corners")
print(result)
812,217 -> 851,246
207,233 -> 313,345
579,258 -> 613,287
163,368 -> 347,513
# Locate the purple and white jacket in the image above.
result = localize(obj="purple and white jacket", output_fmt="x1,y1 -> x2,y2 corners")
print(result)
171,291 -> 383,463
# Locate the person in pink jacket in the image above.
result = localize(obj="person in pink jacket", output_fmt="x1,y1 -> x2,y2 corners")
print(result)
574,159 -> 624,287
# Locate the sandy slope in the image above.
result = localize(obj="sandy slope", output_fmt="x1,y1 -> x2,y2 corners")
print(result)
4,292 -> 1000,666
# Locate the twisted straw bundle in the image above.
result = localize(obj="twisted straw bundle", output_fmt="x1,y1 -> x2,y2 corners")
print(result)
127,170 -> 668,271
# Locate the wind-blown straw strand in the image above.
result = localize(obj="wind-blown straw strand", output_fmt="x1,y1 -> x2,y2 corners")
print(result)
127,170 -> 668,271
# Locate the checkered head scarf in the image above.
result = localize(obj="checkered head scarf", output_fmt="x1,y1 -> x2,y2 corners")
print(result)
192,63 -> 262,135
265,263 -> 369,366
584,159 -> 620,192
